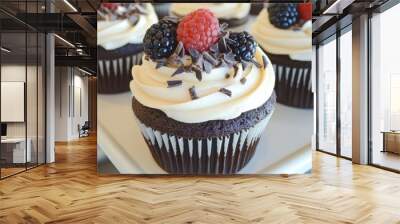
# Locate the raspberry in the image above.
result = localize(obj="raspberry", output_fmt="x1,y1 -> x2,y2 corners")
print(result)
143,19 -> 178,60
176,9 -> 220,52
228,32 -> 257,61
298,3 -> 312,21
268,3 -> 299,29
102,3 -> 119,10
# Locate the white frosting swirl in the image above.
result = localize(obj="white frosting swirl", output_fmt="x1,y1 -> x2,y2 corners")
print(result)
130,48 -> 275,123
251,9 -> 312,61
170,3 -> 250,20
97,3 -> 158,50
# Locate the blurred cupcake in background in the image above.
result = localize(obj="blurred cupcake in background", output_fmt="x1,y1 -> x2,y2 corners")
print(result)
250,3 -> 264,15
97,3 -> 158,94
251,3 -> 313,108
170,3 -> 251,31
153,3 -> 170,19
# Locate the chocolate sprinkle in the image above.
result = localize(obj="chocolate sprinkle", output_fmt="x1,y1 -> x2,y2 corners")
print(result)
242,61 -> 249,71
219,88 -> 232,97
209,43 -> 219,54
251,59 -> 262,68
189,86 -> 198,100
188,48 -> 201,62
164,16 -> 180,23
220,22 -> 229,31
128,15 -> 138,25
233,65 -> 239,78
179,46 -> 185,58
218,59 -> 228,68
98,3 -> 147,23
174,42 -> 184,56
223,52 -> 236,65
172,66 -> 185,76
218,36 -> 228,53
193,66 -> 202,81
203,52 -> 219,66
262,55 -> 268,69
194,55 -> 204,68
156,61 -> 166,69
225,37 -> 237,45
167,80 -> 182,88
203,60 -> 213,74
240,77 -> 247,84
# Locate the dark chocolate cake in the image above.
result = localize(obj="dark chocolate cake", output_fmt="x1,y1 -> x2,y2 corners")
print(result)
132,92 -> 276,139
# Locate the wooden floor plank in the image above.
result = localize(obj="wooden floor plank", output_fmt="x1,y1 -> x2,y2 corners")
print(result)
0,135 -> 400,224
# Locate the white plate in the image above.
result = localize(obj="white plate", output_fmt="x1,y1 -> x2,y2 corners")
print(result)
98,92 -> 313,174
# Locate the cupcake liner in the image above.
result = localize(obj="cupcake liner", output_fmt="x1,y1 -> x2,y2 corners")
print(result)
98,52 -> 143,94
135,113 -> 272,175
273,63 -> 313,108
263,51 -> 313,109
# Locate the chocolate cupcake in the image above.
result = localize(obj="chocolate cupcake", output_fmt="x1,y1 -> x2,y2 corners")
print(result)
130,9 -> 276,174
169,3 -> 251,30
250,3 -> 264,15
153,3 -> 170,19
97,3 -> 158,94
251,3 -> 313,108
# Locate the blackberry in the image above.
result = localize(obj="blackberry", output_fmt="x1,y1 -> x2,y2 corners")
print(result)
268,3 -> 299,29
228,32 -> 257,62
143,19 -> 177,60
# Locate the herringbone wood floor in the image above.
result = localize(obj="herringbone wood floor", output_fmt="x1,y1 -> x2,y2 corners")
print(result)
1,135 -> 400,224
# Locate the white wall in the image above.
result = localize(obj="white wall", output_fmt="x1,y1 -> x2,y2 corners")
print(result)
1,64 -> 46,164
54,67 -> 89,141
55,67 -> 69,141
1,65 -> 39,138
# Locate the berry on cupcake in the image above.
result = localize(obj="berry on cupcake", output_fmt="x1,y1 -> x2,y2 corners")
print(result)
228,31 -> 257,62
267,3 -> 312,30
169,3 -> 251,29
143,9 -> 262,74
268,3 -> 299,29
298,3 -> 312,21
143,20 -> 178,60
176,9 -> 220,52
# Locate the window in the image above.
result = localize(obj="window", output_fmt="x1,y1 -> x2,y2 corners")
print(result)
370,2 -> 400,171
318,37 -> 337,155
0,0 -> 47,179
340,29 -> 352,158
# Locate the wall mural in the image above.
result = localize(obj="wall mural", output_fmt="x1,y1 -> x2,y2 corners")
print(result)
97,3 -> 313,175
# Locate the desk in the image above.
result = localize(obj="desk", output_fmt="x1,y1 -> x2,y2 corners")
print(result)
1,138 -> 31,164
382,131 -> 400,154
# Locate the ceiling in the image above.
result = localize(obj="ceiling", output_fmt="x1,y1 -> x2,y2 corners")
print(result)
0,0 -> 100,74
312,0 -> 393,44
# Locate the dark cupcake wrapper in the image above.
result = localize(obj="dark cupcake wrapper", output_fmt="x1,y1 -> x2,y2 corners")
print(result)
250,3 -> 264,15
263,50 -> 313,109
135,113 -> 272,175
97,52 -> 143,94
